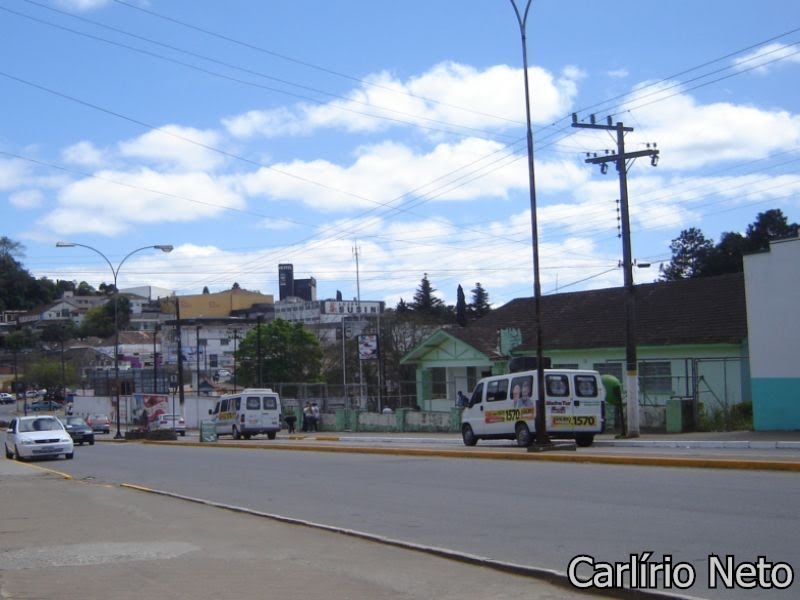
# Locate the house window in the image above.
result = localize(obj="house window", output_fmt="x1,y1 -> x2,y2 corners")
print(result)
640,361 -> 672,394
431,368 -> 447,397
594,362 -> 623,381
553,363 -> 578,370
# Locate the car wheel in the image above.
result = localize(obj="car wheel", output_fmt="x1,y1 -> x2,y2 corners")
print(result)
89,440 -> 95,446
4,444 -> 13,459
515,423 -> 532,447
180,431 -> 186,437
14,445 -> 25,461
78,441 -> 84,446
232,426 -> 241,440
267,432 -> 276,440
462,424 -> 478,446
65,452 -> 74,460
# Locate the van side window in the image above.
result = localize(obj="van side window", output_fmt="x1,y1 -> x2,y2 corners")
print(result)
510,376 -> 533,406
575,375 -> 598,397
486,379 -> 508,402
212,403 -> 220,415
246,396 -> 260,410
220,399 -> 229,412
546,374 -> 570,397
263,396 -> 277,410
469,383 -> 484,406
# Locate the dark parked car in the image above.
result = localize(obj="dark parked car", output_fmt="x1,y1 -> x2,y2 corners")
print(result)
58,416 -> 95,446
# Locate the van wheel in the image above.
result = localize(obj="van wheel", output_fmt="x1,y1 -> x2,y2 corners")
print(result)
575,434 -> 594,447
515,423 -> 532,447
243,433 -> 251,440
232,426 -> 241,440
462,424 -> 478,446
267,432 -> 276,440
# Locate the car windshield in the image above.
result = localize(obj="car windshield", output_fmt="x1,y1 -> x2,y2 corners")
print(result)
65,417 -> 88,426
19,418 -> 63,433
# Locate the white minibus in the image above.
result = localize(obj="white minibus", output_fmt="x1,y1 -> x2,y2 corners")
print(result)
460,369 -> 605,447
209,388 -> 282,440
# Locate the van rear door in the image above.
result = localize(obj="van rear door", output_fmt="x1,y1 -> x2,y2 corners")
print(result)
261,394 -> 280,431
571,373 -> 603,433
544,372 -> 575,435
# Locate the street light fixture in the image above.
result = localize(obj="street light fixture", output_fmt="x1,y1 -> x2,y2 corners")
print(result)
56,242 -> 173,439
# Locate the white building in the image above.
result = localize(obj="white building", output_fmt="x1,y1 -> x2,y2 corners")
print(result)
743,236 -> 800,429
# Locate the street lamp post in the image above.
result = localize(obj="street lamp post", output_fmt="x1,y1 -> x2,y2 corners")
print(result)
510,0 -> 550,447
57,242 -> 173,439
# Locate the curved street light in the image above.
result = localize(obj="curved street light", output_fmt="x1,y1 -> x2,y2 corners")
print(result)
56,242 -> 173,438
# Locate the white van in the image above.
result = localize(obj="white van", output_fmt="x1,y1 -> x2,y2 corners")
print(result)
460,369 -> 605,447
209,388 -> 282,440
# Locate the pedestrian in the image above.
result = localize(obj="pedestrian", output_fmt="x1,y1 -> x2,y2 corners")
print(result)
311,402 -> 320,432
456,390 -> 468,408
284,409 -> 297,434
301,402 -> 312,432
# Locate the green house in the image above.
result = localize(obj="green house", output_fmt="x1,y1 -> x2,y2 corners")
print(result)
401,273 -> 749,431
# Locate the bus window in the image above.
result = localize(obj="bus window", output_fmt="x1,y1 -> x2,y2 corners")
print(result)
469,383 -> 484,406
575,375 -> 598,397
487,379 -> 509,402
546,374 -> 570,397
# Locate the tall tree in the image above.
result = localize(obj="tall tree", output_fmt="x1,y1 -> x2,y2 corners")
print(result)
469,282 -> 491,319
745,208 -> 799,252
455,285 -> 467,326
659,227 -> 714,281
411,274 -> 444,317
236,319 -> 323,386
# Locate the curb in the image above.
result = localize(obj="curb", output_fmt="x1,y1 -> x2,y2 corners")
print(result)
143,439 -> 800,472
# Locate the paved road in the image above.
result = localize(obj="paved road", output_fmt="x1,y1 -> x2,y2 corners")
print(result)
5,433 -> 798,600
0,460 -> 591,600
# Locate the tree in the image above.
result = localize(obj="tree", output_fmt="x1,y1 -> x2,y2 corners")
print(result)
0,236 -> 24,259
744,208 -> 799,252
395,298 -> 410,313
26,358 -> 78,393
455,285 -> 467,326
80,296 -> 131,338
202,286 -> 210,294
236,319 -> 323,386
659,228 -> 714,281
469,283 -> 491,319
660,209 -> 799,280
76,281 -> 97,295
411,274 -> 444,317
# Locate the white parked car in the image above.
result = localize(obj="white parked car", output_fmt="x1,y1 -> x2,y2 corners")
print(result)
0,392 -> 15,404
4,415 -> 74,461
155,413 -> 186,436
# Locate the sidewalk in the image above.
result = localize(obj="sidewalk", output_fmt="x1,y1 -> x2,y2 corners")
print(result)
0,462 -> 593,600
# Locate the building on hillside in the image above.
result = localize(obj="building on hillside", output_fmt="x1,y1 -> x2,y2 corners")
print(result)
119,285 -> 173,301
743,236 -> 800,430
278,263 -> 316,301
177,288 -> 274,319
401,273 -> 749,430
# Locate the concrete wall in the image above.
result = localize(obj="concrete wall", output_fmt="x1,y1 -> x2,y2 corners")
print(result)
744,237 -> 800,429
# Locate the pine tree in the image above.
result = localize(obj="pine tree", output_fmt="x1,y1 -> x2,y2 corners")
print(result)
469,283 -> 491,319
411,274 -> 444,316
455,285 -> 467,326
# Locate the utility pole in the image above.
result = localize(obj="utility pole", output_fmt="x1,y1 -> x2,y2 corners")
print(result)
571,114 -> 659,437
353,243 -> 365,409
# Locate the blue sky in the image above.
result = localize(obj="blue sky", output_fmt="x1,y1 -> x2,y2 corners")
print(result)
2,0 -> 799,308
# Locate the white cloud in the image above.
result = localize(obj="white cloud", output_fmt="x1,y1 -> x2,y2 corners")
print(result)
118,126 -> 225,172
607,68 -> 629,79
9,189 -> 44,209
0,157 -> 31,191
238,137 -> 589,213
55,0 -> 110,10
620,81 -> 800,170
222,61 -> 580,139
62,141 -> 107,168
733,42 -> 800,75
39,169 -> 244,236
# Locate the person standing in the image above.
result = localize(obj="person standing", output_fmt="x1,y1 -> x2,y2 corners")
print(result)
311,402 -> 320,432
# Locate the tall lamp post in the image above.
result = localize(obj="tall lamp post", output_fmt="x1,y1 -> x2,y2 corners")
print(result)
510,0 -> 550,447
57,242 -> 173,439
